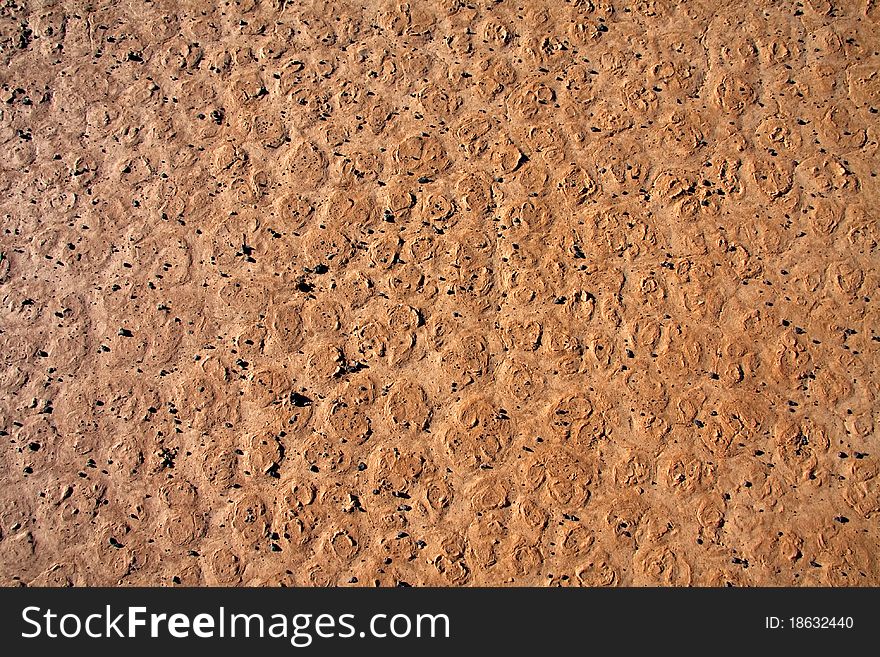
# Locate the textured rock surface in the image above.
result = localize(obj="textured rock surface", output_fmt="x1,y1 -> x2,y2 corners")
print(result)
1,0 -> 878,586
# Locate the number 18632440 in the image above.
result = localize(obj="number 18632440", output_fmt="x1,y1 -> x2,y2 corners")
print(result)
765,616 -> 854,629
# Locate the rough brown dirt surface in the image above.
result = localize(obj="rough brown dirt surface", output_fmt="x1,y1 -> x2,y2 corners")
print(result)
1,0 -> 879,587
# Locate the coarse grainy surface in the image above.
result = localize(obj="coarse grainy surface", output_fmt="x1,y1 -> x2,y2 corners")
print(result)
1,0 -> 879,587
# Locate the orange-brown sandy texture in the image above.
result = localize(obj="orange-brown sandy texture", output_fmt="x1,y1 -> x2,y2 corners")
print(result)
1,0 -> 879,587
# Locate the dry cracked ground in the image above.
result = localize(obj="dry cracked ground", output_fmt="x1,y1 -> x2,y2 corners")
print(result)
0,0 -> 879,586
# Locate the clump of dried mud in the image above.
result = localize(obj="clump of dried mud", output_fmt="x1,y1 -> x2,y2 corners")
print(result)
1,0 -> 878,587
